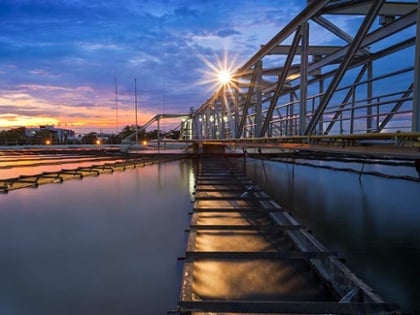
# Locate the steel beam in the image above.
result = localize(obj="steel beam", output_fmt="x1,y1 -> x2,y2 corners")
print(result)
313,16 -> 370,55
413,0 -> 420,132
323,1 -> 416,16
324,65 -> 368,134
236,63 -> 258,137
261,37 -> 415,102
238,0 -> 331,73
185,250 -> 336,260
255,60 -> 263,136
189,224 -> 303,231
302,10 -> 417,81
260,27 -> 302,137
378,83 -> 413,132
178,301 -> 400,315
305,0 -> 385,135
367,61 -> 373,132
233,87 -> 240,138
193,207 -> 284,213
299,22 -> 309,135
280,11 -> 416,88
265,44 -> 365,56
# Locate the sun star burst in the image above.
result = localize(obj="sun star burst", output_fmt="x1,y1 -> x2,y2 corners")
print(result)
195,50 -> 240,93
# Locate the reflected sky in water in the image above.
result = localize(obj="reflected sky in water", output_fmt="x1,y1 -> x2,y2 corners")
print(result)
245,158 -> 420,315
0,160 -> 192,315
0,153 -> 124,179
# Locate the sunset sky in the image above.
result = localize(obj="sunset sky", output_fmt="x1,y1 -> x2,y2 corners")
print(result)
0,0 -> 305,133
1,1 -> 416,134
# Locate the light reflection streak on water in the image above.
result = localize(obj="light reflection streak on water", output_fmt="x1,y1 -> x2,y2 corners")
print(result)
192,259 -> 330,301
188,169 -> 195,195
194,231 -> 279,252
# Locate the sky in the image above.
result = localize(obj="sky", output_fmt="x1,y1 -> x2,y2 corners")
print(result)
0,0 -> 304,133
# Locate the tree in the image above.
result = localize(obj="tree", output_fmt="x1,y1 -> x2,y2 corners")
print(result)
34,129 -> 57,145
167,130 -> 181,139
81,132 -> 98,144
107,134 -> 121,144
117,125 -> 146,141
0,127 -> 27,145
146,129 -> 163,140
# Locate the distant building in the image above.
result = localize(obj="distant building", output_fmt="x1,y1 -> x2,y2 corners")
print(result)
25,125 -> 76,144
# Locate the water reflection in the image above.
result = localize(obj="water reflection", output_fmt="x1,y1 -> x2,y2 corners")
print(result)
0,160 -> 193,315
244,158 -> 420,315
0,159 -> 124,179
193,259 -> 333,301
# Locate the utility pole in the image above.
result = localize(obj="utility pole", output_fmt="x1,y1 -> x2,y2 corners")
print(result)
134,78 -> 138,144
114,74 -> 119,135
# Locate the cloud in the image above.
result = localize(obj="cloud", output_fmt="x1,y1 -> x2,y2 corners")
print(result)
173,6 -> 199,18
0,0 -> 311,132
216,29 -> 241,38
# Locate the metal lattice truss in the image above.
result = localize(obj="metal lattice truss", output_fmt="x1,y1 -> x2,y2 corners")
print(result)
188,0 -> 419,142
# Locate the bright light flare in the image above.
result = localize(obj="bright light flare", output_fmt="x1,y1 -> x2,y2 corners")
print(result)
196,50 -> 240,92
217,70 -> 232,85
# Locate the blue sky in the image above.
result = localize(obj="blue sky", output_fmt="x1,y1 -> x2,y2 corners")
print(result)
0,0 -> 303,132
1,0 -> 416,134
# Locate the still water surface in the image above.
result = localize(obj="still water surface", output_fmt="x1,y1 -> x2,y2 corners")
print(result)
0,160 -> 193,315
1,155 -> 419,314
244,158 -> 420,315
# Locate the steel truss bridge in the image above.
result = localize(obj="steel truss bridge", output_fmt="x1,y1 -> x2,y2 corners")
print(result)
177,0 -> 420,157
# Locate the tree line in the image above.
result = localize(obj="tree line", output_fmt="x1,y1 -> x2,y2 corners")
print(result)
0,125 -> 181,145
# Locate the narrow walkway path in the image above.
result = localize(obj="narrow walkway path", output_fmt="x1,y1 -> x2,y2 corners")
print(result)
178,156 -> 400,314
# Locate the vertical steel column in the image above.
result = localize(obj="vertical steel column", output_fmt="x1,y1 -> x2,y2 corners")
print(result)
197,114 -> 203,140
190,116 -> 195,140
300,22 -> 309,135
286,92 -> 292,135
134,78 -> 138,144
350,87 -> 355,134
228,101 -> 235,139
157,117 -> 160,148
255,60 -> 263,137
318,71 -> 324,134
413,0 -> 420,131
212,106 -> 217,139
204,110 -> 209,139
213,101 -> 218,139
233,88 -> 240,138
207,109 -> 212,138
367,61 -> 373,132
216,98 -> 223,139
221,88 -> 234,139
220,88 -> 227,138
